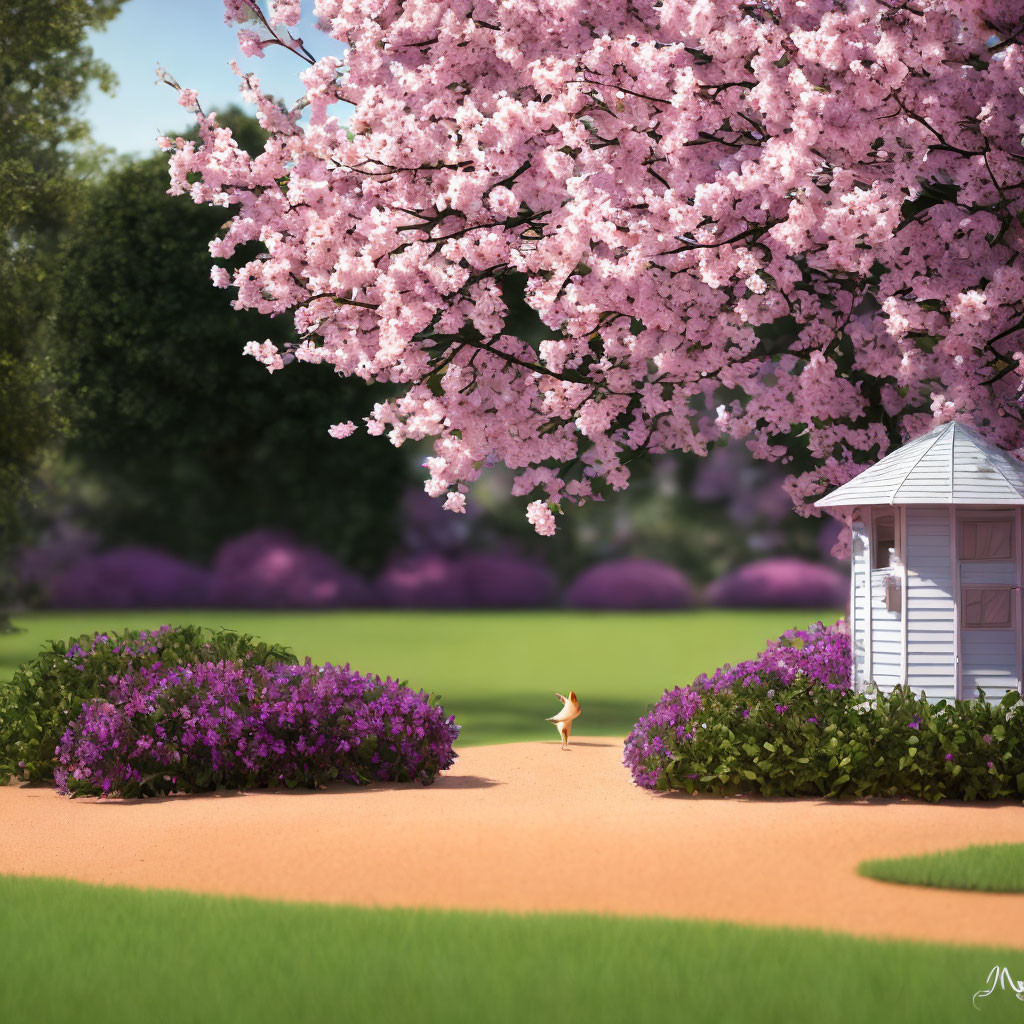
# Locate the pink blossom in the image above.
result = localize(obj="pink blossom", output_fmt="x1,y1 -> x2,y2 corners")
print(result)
242,339 -> 283,372
237,29 -> 267,58
328,420 -> 356,439
267,0 -> 300,26
526,500 -> 556,537
442,492 -> 467,514
165,1 -> 1024,535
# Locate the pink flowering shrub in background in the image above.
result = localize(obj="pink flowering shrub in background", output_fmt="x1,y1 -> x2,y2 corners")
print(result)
375,553 -> 469,608
49,547 -> 211,608
707,556 -> 848,609
208,529 -> 374,607
459,552 -> 558,608
33,535 -> 852,610
564,557 -> 693,610
163,0 -> 1024,536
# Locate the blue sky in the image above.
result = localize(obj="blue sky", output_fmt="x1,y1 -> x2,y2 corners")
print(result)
85,0 -> 340,155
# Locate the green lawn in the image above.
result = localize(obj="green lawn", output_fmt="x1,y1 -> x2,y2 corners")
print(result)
0,608 -> 838,746
860,843 -> 1024,894
3,874 -> 1024,1024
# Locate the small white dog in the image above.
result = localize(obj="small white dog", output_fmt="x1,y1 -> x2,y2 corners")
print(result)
546,691 -> 582,750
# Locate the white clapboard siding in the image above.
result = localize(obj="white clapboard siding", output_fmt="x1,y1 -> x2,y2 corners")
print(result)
961,631 -> 1019,700
903,507 -> 956,701
851,520 -> 869,687
870,569 -> 903,687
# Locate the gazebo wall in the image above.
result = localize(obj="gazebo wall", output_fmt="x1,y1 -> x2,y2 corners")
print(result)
869,560 -> 902,688
852,505 -> 1022,703
850,519 -> 869,688
903,507 -> 957,701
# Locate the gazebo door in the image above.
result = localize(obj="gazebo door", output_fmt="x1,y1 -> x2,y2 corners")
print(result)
956,510 -> 1022,700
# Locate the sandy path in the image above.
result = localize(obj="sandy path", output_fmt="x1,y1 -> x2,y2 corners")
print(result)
3,737 -> 1024,948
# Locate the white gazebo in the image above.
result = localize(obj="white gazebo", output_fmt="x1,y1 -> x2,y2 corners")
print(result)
816,421 -> 1024,703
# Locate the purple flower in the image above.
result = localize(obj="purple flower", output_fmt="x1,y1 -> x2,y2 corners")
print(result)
54,659 -> 459,797
944,753 -> 955,762
908,717 -> 921,730
623,621 -> 851,789
982,734 -> 993,744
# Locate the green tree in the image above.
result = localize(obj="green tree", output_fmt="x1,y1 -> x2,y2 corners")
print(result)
55,112 -> 406,572
0,0 -> 126,628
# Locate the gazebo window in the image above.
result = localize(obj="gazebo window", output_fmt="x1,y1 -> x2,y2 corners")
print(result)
873,513 -> 897,570
962,587 -> 1014,629
961,519 -> 1014,561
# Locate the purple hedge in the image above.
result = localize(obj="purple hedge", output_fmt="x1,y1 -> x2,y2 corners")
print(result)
49,547 -> 211,608
622,622 -> 1024,801
375,553 -> 469,608
623,622 -> 852,790
460,552 -> 558,608
706,556 -> 848,609
564,557 -> 693,610
209,530 -> 373,608
54,659 -> 459,797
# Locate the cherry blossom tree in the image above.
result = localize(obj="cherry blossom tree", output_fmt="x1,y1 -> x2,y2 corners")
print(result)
162,0 -> 1024,534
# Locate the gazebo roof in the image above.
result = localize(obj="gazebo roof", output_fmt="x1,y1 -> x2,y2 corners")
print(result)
815,421 -> 1024,508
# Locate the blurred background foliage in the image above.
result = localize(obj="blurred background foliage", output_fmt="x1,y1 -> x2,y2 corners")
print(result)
53,108 -> 405,572
457,450 -> 829,586
0,0 -> 128,627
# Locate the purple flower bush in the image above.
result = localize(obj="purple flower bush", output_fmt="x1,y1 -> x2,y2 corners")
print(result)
564,557 -> 693,610
624,622 -> 849,788
706,556 -> 848,609
0,625 -> 296,785
376,551 -> 558,607
49,546 -> 212,608
375,553 -> 469,608
624,622 -> 1024,801
460,552 -> 558,608
54,660 -> 458,797
209,530 -> 374,608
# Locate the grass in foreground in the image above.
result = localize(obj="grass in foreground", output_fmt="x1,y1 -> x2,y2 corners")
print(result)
0,608 -> 837,746
2,874 -> 1024,1024
860,843 -> 1024,893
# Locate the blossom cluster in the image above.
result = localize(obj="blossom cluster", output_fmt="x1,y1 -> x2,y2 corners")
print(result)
163,0 -> 1024,532
623,621 -> 850,787
64,624 -> 173,665
54,659 -> 459,797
